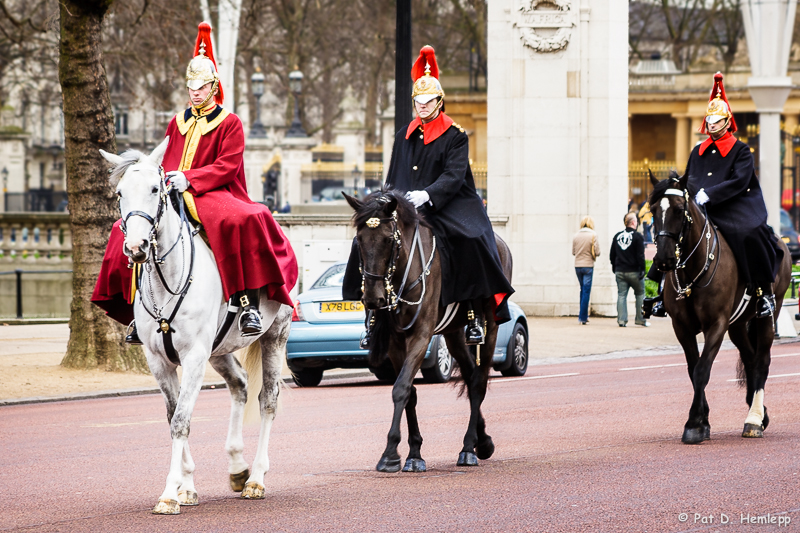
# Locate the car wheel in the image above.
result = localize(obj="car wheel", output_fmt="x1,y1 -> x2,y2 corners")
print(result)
501,322 -> 528,377
292,368 -> 323,387
370,361 -> 397,383
422,335 -> 454,383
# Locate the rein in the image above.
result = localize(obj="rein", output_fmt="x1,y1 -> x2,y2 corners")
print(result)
656,188 -> 719,299
360,210 -> 437,331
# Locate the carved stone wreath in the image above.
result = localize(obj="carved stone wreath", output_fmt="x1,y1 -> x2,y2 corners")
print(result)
516,0 -> 574,54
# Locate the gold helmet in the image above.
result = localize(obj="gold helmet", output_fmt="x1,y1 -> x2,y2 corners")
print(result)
411,46 -> 444,109
702,72 -> 736,134
185,22 -> 223,107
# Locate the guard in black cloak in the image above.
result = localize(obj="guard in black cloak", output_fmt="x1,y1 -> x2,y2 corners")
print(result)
643,72 -> 783,319
343,45 -> 513,347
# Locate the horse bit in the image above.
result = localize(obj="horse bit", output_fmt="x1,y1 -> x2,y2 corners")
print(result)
656,187 -> 719,300
361,208 -> 436,331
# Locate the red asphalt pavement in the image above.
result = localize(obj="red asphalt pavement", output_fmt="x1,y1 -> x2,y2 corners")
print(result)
3,343 -> 800,532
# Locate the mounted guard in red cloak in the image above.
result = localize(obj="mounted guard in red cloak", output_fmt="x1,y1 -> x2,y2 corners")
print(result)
92,22 -> 298,342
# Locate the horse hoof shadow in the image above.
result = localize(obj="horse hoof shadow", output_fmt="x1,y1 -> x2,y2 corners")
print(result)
402,458 -> 427,472
682,427 -> 706,445
742,423 -> 764,438
376,456 -> 402,472
229,468 -> 250,492
476,437 -> 495,460
457,451 -> 479,466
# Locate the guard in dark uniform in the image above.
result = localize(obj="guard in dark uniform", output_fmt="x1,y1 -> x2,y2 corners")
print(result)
643,72 -> 783,319
343,45 -> 513,346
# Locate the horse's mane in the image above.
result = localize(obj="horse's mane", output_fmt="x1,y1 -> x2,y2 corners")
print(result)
108,149 -> 149,185
353,187 -> 430,228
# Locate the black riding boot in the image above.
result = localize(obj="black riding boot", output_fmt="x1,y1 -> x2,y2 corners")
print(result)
237,289 -> 263,336
125,321 -> 143,345
756,286 -> 776,319
642,293 -> 666,319
465,302 -> 485,346
360,310 -> 375,350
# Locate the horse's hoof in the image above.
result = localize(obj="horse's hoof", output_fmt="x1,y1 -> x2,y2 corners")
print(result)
682,427 -> 705,445
762,406 -> 770,431
376,456 -> 402,473
152,498 -> 181,515
457,451 -> 479,466
177,490 -> 198,506
241,481 -> 266,499
402,458 -> 427,472
229,468 -> 250,492
742,423 -> 764,438
702,424 -> 711,441
476,437 -> 495,460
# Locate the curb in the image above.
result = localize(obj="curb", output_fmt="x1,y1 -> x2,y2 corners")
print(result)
0,369 -> 375,407
0,318 -> 69,326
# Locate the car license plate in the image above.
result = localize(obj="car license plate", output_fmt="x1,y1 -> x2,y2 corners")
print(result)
782,236 -> 791,243
320,301 -> 364,313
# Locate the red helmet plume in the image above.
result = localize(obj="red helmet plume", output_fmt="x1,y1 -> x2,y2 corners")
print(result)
701,72 -> 736,135
411,45 -> 439,82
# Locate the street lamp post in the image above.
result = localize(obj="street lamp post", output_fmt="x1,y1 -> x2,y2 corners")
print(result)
286,67 -> 307,138
1,167 -> 8,212
352,164 -> 362,197
249,68 -> 267,138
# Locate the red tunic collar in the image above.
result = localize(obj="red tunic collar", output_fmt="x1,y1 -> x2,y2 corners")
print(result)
698,131 -> 736,157
405,111 -> 454,144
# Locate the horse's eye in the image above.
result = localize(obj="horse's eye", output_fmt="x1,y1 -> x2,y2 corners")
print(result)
115,191 -> 121,198
151,186 -> 158,194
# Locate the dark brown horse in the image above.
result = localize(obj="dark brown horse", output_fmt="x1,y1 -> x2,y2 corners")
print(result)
649,171 -> 791,444
345,190 -> 512,472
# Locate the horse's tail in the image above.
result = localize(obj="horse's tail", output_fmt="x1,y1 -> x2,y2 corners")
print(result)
368,309 -> 391,369
241,342 -> 263,425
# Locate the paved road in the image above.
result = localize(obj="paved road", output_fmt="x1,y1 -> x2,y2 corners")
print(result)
3,343 -> 800,532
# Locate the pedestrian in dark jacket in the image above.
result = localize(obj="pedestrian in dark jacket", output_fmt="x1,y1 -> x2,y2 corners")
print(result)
611,213 -> 647,327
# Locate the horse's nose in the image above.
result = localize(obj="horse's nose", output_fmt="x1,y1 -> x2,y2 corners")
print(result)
364,297 -> 386,310
126,239 -> 148,263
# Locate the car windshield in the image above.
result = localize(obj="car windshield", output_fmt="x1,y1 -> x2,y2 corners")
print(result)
781,210 -> 792,233
311,263 -> 346,289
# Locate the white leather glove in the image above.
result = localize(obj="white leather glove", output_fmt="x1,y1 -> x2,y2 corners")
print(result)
166,171 -> 189,193
405,190 -> 430,208
695,189 -> 709,206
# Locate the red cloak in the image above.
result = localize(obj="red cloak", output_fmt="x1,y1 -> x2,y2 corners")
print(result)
91,106 -> 298,325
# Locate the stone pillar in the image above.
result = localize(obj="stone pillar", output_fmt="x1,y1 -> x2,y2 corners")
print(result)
278,137 -> 316,207
742,0 -> 797,230
488,0 -> 628,317
628,116 -> 633,162
673,115 -> 690,173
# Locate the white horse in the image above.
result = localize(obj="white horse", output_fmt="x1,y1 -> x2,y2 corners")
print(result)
100,138 -> 292,514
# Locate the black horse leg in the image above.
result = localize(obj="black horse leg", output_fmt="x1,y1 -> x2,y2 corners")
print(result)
674,325 -> 709,441
683,319 -> 726,444
742,317 -> 774,437
401,385 -> 426,472
474,339 -> 495,460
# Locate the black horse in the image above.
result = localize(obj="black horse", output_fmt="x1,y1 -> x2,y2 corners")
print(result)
649,171 -> 791,444
345,190 -> 513,472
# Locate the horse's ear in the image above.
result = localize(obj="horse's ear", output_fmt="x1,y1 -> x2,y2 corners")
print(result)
648,168 -> 658,187
384,195 -> 398,214
100,149 -> 124,167
678,172 -> 689,190
149,137 -> 169,166
343,192 -> 362,212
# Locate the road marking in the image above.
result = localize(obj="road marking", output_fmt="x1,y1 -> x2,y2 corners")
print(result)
728,372 -> 800,382
82,416 -> 215,428
492,373 -> 579,383
619,363 -> 685,371
773,352 -> 800,358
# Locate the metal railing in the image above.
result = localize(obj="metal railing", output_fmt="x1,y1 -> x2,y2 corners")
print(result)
0,269 -> 72,318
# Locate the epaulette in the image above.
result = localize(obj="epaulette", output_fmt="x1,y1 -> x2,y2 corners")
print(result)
451,122 -> 465,133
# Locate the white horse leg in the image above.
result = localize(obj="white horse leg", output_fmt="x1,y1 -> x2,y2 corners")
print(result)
209,353 -> 250,490
177,442 -> 198,505
242,307 -> 290,500
153,350 -> 208,515
743,389 -> 766,438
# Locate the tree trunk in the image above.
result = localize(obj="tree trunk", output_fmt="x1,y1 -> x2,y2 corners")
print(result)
58,0 -> 148,372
